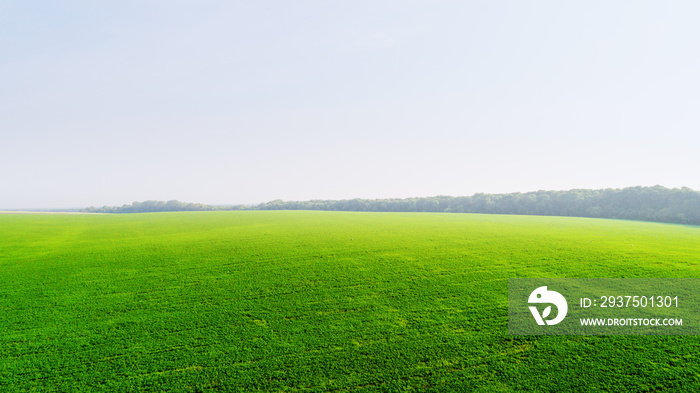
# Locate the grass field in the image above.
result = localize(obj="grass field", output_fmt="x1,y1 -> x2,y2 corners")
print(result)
1,211 -> 699,392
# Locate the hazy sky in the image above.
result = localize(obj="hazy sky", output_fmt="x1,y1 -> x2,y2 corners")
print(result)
2,1 -> 699,209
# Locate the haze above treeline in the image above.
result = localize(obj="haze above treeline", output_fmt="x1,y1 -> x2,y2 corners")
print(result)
3,3 -> 700,211
74,186 -> 700,226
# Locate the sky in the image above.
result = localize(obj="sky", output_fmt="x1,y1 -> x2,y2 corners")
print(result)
2,1 -> 699,209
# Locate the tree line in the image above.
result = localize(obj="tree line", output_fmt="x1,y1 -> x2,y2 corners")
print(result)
82,186 -> 700,225
82,200 -> 246,214
256,186 -> 700,225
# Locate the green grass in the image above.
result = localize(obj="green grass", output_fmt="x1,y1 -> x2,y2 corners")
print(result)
1,211 -> 699,392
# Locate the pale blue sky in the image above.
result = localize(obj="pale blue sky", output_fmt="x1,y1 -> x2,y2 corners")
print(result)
2,1 -> 699,209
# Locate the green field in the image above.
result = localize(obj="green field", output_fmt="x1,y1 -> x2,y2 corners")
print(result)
1,211 -> 699,392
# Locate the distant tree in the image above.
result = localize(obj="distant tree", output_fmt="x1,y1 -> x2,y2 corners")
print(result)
254,186 -> 700,225
84,187 -> 700,226
82,200 -> 245,214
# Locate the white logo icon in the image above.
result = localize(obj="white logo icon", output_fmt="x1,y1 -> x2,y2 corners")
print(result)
528,286 -> 568,325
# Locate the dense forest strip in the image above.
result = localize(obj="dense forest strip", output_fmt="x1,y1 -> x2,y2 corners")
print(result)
82,186 -> 700,225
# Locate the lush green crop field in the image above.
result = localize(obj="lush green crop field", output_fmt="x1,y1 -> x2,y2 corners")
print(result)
1,211 -> 699,392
